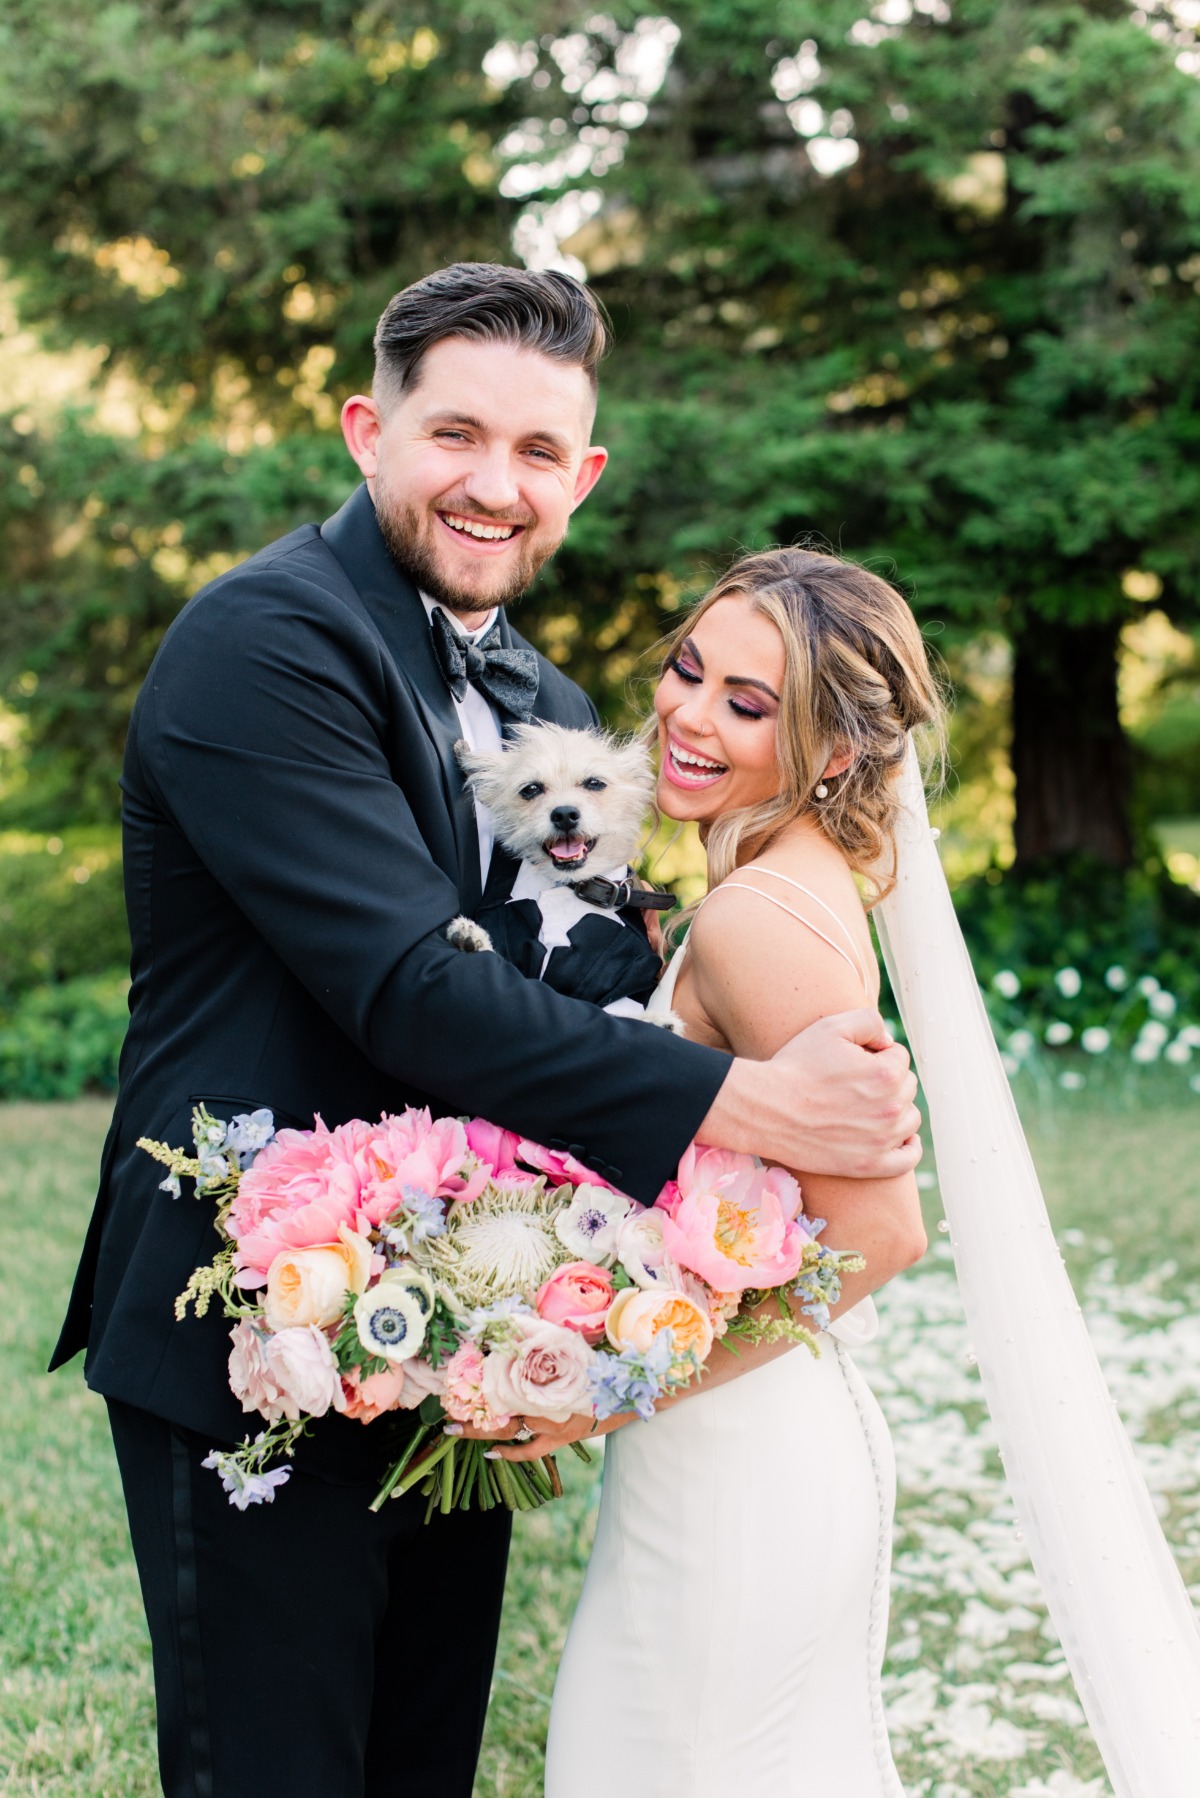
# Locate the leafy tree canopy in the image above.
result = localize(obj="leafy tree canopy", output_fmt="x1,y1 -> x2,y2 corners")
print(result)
1,0 -> 1198,859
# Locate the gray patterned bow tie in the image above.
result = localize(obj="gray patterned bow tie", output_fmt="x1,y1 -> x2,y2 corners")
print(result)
429,606 -> 539,722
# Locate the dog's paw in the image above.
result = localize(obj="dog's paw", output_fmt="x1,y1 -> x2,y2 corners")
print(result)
646,1008 -> 687,1036
446,916 -> 494,954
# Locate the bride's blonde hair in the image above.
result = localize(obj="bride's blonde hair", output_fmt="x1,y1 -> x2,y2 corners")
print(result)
661,547 -> 946,903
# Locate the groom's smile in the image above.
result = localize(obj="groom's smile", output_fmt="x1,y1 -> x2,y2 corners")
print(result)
341,336 -> 608,631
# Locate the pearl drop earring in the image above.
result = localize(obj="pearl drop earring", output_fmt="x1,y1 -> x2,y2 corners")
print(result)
814,782 -> 829,800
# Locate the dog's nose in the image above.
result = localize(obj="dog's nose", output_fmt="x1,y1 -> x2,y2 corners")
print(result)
550,805 -> 581,832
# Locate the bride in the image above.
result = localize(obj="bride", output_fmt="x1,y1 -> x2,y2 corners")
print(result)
485,541 -> 1200,1797
535,544 -> 942,1795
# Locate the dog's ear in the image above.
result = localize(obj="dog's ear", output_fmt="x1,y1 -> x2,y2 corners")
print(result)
604,734 -> 657,800
454,739 -> 504,780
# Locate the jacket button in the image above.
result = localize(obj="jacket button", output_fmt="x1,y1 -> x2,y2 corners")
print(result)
548,1138 -> 568,1152
567,1143 -> 588,1162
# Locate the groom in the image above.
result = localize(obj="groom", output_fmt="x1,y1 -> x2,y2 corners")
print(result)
53,262 -> 921,1797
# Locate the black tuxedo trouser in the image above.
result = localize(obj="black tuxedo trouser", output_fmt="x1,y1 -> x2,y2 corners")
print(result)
107,1399 -> 512,1798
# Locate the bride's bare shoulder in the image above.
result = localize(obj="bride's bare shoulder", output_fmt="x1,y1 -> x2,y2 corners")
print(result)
685,823 -> 878,1053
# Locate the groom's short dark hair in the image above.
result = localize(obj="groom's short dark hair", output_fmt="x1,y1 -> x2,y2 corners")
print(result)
372,262 -> 611,409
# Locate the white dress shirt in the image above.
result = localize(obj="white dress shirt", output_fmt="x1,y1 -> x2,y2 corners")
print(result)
419,594 -> 503,883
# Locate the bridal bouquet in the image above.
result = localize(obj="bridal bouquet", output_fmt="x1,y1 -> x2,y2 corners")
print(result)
140,1106 -> 861,1518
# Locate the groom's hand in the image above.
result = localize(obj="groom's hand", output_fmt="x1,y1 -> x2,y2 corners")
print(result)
699,1008 -> 922,1181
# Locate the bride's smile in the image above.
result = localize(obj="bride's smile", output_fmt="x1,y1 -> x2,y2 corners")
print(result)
654,595 -> 786,822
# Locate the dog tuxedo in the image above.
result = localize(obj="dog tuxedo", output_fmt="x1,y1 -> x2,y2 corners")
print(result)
473,856 -> 663,1015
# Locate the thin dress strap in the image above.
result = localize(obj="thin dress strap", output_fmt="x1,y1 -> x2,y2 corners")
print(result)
700,863 -> 871,995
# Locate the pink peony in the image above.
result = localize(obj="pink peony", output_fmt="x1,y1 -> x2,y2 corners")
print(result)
518,1139 -> 623,1194
464,1119 -> 526,1181
263,1325 -> 346,1421
341,1363 -> 407,1424
351,1109 -> 489,1226
228,1119 -> 371,1286
655,1144 -> 807,1293
535,1262 -> 615,1344
228,1321 -> 288,1423
482,1316 -> 595,1424
442,1343 -> 513,1432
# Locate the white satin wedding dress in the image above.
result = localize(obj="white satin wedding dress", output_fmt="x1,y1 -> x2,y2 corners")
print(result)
545,885 -> 904,1798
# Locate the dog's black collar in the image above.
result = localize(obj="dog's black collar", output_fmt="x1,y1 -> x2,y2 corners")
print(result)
568,875 -> 675,912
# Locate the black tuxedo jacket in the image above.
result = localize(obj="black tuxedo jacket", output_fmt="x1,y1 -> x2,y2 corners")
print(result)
52,484 -> 729,1460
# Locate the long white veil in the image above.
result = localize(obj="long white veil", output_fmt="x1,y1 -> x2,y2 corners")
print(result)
874,740 -> 1200,1794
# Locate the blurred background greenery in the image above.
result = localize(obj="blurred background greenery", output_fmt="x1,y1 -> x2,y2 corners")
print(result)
1,0 -> 1199,1096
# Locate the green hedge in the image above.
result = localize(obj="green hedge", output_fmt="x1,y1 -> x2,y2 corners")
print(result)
0,970 -> 129,1100
0,829 -> 128,1008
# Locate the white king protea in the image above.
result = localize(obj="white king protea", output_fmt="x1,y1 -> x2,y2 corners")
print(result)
411,1179 -> 576,1310
354,1268 -> 435,1364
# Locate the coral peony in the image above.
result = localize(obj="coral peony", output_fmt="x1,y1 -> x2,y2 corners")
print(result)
341,1362 -> 407,1424
655,1144 -> 807,1292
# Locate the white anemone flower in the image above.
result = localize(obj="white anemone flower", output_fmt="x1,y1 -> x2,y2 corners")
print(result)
992,969 -> 1020,999
354,1274 -> 431,1364
1007,1029 -> 1035,1058
1044,1021 -> 1073,1046
1058,1071 -> 1086,1091
1080,1027 -> 1111,1054
1139,1020 -> 1170,1048
1165,1039 -> 1193,1065
554,1182 -> 631,1263
1054,967 -> 1082,998
1149,990 -> 1177,1020
1104,965 -> 1129,991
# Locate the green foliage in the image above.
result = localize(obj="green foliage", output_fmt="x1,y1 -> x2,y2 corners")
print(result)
952,856 -> 1200,1059
0,971 -> 128,1100
1,1 -> 1198,846
0,828 -> 126,1003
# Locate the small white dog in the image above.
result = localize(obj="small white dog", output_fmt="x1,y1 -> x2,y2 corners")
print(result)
447,723 -> 681,1030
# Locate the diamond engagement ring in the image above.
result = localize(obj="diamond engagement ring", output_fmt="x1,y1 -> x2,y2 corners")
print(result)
513,1420 -> 535,1443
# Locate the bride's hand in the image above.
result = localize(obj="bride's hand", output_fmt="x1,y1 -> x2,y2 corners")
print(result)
447,1410 -> 634,1462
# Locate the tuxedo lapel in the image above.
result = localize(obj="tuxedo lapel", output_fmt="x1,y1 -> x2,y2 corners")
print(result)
320,486 -> 484,908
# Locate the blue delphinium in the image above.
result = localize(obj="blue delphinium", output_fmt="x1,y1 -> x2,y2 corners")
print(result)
589,1327 -> 690,1423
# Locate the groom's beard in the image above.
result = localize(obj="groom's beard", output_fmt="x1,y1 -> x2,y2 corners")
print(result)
374,490 -> 561,617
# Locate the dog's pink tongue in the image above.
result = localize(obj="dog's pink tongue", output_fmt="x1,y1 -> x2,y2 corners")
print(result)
549,838 -> 587,861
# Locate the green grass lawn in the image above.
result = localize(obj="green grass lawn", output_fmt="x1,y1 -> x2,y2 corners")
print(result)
2,1089 -> 1197,1797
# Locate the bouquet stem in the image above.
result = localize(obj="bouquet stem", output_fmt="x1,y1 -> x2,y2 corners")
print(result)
371,1426 -> 573,1517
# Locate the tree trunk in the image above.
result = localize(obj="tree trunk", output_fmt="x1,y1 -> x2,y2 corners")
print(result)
1011,615 -> 1133,868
